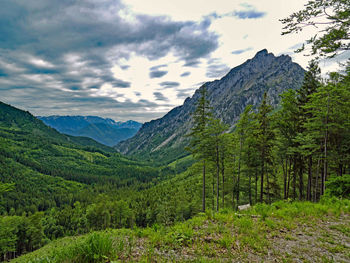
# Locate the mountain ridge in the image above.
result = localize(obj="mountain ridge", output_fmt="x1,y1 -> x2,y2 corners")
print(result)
38,115 -> 142,146
116,49 -> 305,163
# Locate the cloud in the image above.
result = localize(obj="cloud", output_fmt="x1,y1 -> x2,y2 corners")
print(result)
0,0 -> 220,121
150,64 -> 167,71
180,71 -> 191,77
159,81 -> 180,88
206,59 -> 230,78
184,60 -> 201,67
112,79 -> 131,88
232,10 -> 266,19
231,47 -> 253,55
205,4 -> 266,21
153,92 -> 169,101
150,70 -> 168,78
176,89 -> 193,99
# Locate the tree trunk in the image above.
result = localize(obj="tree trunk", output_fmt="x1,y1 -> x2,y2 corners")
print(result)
299,157 -> 304,200
323,93 -> 329,196
232,155 -> 236,209
283,158 -> 287,199
216,144 -> 220,212
314,158 -> 320,202
260,150 -> 264,203
202,160 -> 206,212
307,156 -> 312,201
249,167 -> 252,205
237,139 -> 242,206
287,158 -> 292,199
221,149 -> 225,208
267,170 -> 270,204
293,156 -> 297,200
212,170 -> 215,211
255,166 -> 258,204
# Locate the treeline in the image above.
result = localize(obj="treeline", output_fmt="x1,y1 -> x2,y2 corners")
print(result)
188,61 -> 350,212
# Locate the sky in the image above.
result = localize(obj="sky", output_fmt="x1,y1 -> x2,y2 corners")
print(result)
0,0 -> 347,122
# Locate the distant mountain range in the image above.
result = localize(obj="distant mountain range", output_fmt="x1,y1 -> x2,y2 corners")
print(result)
38,116 -> 142,147
116,49 -> 305,163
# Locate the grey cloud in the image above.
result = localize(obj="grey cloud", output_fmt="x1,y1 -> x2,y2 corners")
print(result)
206,5 -> 266,21
150,70 -> 168,78
153,92 -> 169,101
176,88 -> 193,99
0,0 -> 220,121
150,64 -> 167,71
120,65 -> 130,70
184,60 -> 201,67
231,47 -> 253,55
180,71 -> 191,77
232,10 -> 266,19
206,60 -> 230,78
159,81 -> 180,88
112,79 -> 131,88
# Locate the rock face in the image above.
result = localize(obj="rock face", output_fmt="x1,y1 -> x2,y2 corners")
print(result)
116,49 -> 305,163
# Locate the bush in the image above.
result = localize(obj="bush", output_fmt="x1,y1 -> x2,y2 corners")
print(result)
325,174 -> 350,198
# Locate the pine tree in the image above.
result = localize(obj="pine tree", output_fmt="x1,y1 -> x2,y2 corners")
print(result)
203,118 -> 228,211
296,61 -> 322,200
235,105 -> 255,206
256,93 -> 274,203
187,86 -> 212,212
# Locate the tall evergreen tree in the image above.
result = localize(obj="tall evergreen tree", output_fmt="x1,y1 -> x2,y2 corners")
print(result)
256,93 -> 274,203
203,118 -> 228,211
187,86 -> 212,212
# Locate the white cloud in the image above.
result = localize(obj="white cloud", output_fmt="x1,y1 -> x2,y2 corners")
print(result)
1,0 -> 345,122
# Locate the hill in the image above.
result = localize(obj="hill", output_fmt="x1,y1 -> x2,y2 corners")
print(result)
12,198 -> 350,262
0,102 -> 159,215
38,116 -> 142,146
116,49 -> 305,163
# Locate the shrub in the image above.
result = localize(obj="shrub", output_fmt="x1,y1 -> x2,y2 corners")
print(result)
325,174 -> 350,198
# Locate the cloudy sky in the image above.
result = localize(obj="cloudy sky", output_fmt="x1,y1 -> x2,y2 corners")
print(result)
0,0 -> 344,122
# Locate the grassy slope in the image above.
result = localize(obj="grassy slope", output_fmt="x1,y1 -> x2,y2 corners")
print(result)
13,198 -> 350,262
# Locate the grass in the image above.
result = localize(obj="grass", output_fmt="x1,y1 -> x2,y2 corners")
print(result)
12,198 -> 350,262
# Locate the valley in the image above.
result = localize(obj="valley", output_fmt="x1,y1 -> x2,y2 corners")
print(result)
0,0 -> 349,261
0,49 -> 349,262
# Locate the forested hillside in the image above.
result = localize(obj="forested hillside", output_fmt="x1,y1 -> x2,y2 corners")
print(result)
0,102 -> 169,260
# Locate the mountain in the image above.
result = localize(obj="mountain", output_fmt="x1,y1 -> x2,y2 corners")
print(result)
116,49 -> 305,163
38,116 -> 142,146
0,102 -> 114,152
0,101 -> 159,214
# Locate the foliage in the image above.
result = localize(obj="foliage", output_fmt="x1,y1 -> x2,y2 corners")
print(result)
325,174 -> 350,198
281,0 -> 350,58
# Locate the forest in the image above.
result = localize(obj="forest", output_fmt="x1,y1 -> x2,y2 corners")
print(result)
0,0 -> 349,261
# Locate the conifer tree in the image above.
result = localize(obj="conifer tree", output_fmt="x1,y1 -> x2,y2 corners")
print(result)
187,86 -> 212,212
256,93 -> 274,203
203,118 -> 228,211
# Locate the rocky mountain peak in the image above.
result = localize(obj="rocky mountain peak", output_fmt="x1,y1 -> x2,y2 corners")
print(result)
116,50 -> 305,163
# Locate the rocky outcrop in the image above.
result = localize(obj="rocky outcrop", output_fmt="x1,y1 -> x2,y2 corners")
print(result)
116,49 -> 305,163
